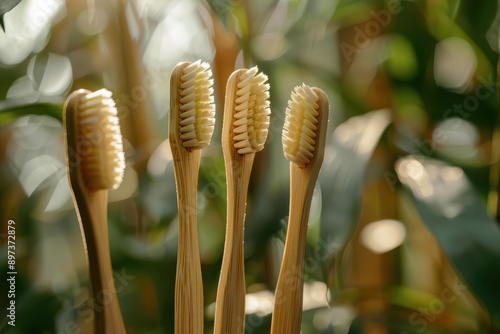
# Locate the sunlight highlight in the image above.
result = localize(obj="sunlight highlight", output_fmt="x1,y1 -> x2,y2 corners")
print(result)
360,219 -> 406,254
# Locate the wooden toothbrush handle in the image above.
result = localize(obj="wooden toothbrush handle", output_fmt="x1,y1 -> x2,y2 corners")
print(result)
175,216 -> 203,334
173,150 -> 204,334
271,166 -> 316,334
75,190 -> 126,334
64,90 -> 126,333
214,154 -> 254,334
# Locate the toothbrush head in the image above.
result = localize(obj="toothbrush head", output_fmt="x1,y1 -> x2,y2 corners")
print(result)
171,60 -> 216,150
225,66 -> 270,155
64,88 -> 125,191
282,84 -> 329,168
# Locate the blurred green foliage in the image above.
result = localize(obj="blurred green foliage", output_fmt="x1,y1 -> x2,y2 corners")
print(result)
0,0 -> 499,333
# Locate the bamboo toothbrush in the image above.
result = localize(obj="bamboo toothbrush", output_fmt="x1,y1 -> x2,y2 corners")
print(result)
63,88 -> 126,334
214,66 -> 270,334
270,84 -> 329,334
169,60 -> 216,334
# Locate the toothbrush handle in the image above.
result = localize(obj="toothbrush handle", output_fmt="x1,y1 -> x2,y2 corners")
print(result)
173,149 -> 204,334
75,191 -> 127,334
271,166 -> 315,334
214,154 -> 254,334
65,93 -> 126,334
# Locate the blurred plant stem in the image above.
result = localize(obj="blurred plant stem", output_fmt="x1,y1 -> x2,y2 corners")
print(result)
104,0 -> 155,235
487,31 -> 500,223
106,0 -> 154,174
337,15 -> 393,110
399,191 -> 491,332
50,0 -> 155,173
200,3 -> 240,119
342,161 -> 398,334
0,127 -> 22,224
488,120 -> 500,223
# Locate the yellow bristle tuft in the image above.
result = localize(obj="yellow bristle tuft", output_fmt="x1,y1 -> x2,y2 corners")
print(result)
282,83 -> 320,167
78,89 -> 125,190
231,66 -> 270,154
178,60 -> 216,149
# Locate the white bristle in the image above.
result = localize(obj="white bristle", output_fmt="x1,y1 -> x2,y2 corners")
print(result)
282,84 -> 320,167
232,66 -> 270,154
178,60 -> 216,149
78,89 -> 125,190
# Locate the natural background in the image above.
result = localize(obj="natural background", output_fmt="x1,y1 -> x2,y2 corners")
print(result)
0,0 -> 499,333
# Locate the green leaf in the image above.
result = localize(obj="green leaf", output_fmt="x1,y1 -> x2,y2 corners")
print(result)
396,156 -> 500,329
0,103 -> 61,126
205,0 -> 236,25
319,110 -> 392,274
331,0 -> 378,24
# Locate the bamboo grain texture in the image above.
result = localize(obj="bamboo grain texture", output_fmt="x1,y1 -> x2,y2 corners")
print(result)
271,88 -> 329,334
64,90 -> 126,334
214,69 -> 258,334
170,63 -> 204,334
